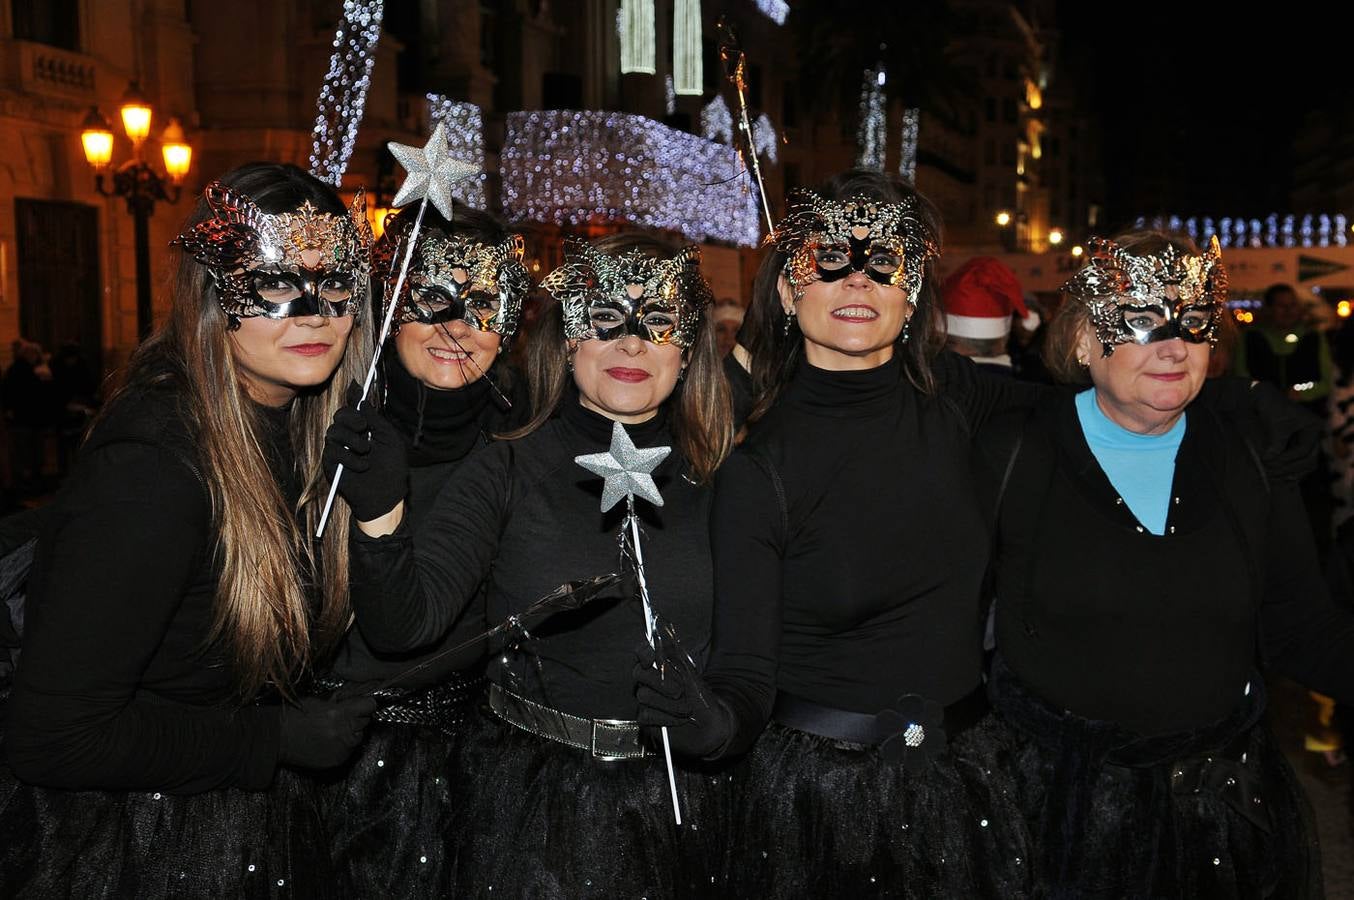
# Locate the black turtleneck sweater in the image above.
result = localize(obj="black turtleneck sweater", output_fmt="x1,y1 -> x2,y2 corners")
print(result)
704,352 -> 1031,755
331,350 -> 524,685
348,397 -> 715,720
6,384 -> 294,793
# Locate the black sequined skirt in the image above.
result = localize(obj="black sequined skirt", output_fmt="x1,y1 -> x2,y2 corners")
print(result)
0,758 -> 332,898
727,715 -> 1035,899
450,704 -> 739,899
317,676 -> 479,897
990,659 -> 1322,900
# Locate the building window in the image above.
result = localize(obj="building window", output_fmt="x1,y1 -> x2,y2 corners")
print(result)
985,97 -> 996,123
984,140 -> 996,165
1002,98 -> 1017,123
1001,143 -> 1015,166
12,0 -> 80,50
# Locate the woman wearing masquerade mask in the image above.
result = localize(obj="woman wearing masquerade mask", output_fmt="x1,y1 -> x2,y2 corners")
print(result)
0,163 -> 374,897
980,231 -> 1354,898
324,234 -> 734,897
632,169 -> 1035,897
319,203 -> 528,896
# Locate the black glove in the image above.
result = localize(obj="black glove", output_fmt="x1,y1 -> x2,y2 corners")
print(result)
323,382 -> 409,522
634,631 -> 734,760
278,694 -> 377,770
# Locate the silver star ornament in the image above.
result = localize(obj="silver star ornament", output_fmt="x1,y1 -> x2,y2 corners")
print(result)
575,420 -> 671,512
387,121 -> 479,220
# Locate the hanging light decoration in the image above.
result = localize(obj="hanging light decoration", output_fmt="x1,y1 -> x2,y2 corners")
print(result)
1144,212 -> 1353,248
752,113 -> 778,164
620,0 -> 656,75
426,94 -> 487,209
857,67 -> 887,171
500,110 -> 760,247
673,0 -> 702,95
309,0 -> 384,186
701,94 -> 733,144
753,0 -> 789,25
899,107 -> 920,182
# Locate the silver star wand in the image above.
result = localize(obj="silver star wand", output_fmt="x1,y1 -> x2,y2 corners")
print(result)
575,420 -> 683,826
317,121 -> 479,536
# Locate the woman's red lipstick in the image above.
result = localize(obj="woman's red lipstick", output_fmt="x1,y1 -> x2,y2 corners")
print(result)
605,367 -> 651,383
285,343 -> 332,357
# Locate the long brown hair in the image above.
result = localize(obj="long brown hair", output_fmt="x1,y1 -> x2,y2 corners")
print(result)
507,234 -> 733,482
742,169 -> 946,421
105,163 -> 370,700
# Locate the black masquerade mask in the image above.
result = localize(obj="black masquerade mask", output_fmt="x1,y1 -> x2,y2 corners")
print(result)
373,210 -> 529,338
772,190 -> 939,305
172,182 -> 373,327
1064,236 -> 1228,356
541,240 -> 713,350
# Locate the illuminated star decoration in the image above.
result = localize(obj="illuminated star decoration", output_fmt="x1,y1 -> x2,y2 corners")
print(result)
387,121 -> 479,218
575,421 -> 670,512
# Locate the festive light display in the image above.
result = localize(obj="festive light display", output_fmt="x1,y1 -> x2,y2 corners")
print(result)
500,110 -> 761,247
309,0 -> 384,186
701,93 -> 733,144
673,0 -> 702,95
1135,213 -> 1351,248
752,113 -> 778,164
664,75 -> 677,115
899,108 -> 920,182
426,94 -> 487,208
620,0 -> 656,75
754,0 -> 790,25
857,67 -> 887,171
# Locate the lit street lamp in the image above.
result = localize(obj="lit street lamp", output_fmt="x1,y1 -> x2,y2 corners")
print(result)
80,83 -> 193,340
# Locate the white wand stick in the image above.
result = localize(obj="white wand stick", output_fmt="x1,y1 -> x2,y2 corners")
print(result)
314,120 -> 475,537
627,496 -> 683,826
315,199 -> 428,537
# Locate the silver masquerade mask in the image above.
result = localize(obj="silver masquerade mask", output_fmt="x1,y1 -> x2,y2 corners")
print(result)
1064,235 -> 1228,356
172,182 -> 373,327
373,211 -> 529,338
772,190 -> 939,305
541,240 -> 713,350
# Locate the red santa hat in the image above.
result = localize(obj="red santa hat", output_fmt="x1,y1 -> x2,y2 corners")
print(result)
941,256 -> 1039,339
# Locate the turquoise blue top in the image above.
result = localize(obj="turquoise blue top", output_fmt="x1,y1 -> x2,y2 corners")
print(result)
1074,388 -> 1185,535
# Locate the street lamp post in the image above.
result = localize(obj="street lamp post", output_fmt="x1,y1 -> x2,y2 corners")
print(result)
79,83 -> 193,340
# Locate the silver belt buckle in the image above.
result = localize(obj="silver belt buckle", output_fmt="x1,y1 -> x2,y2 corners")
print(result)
590,717 -> 639,761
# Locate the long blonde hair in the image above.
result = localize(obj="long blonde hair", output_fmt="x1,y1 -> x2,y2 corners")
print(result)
105,163 -> 369,700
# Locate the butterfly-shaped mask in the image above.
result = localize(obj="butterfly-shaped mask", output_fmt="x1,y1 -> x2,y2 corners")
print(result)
172,182 -> 373,326
1063,235 -> 1228,356
541,240 -> 713,350
373,211 -> 529,338
772,190 -> 939,306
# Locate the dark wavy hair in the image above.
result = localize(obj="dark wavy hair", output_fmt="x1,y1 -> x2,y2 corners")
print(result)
742,169 -> 945,421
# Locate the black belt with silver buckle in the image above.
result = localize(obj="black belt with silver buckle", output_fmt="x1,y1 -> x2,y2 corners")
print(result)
772,684 -> 988,769
487,683 -> 650,761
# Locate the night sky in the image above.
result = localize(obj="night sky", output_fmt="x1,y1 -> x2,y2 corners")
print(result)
1056,1 -> 1350,224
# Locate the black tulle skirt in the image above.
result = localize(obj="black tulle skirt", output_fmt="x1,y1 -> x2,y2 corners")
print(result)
990,659 -> 1321,899
450,706 -> 739,899
317,676 -> 479,897
726,715 -> 1035,899
317,722 -> 458,897
0,762 -> 332,899
1004,721 -> 1319,899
